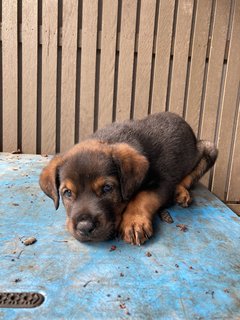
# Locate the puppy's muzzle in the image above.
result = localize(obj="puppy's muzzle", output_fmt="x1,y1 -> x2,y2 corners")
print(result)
76,218 -> 96,236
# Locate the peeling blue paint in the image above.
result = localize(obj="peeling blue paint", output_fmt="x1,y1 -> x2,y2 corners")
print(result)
0,153 -> 239,319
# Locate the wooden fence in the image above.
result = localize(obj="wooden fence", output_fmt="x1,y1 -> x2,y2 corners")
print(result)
0,0 -> 239,213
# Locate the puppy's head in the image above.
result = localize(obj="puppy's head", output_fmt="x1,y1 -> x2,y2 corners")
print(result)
39,140 -> 149,242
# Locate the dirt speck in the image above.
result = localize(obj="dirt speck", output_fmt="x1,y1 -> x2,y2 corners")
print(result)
146,251 -> 152,257
83,280 -> 93,288
109,245 -> 117,252
176,224 -> 188,232
205,290 -> 215,299
11,149 -> 22,154
159,210 -> 174,223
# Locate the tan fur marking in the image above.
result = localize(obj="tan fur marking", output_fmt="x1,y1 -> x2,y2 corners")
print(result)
60,179 -> 78,196
175,184 -> 192,207
66,217 -> 74,234
91,176 -> 119,196
120,191 -> 160,245
179,157 -> 211,191
180,175 -> 193,189
175,157 -> 211,207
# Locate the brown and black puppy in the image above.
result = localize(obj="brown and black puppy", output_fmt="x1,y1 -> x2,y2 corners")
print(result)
39,112 -> 218,245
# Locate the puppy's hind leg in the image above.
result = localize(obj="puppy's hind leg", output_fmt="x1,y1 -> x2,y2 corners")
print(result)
175,140 -> 218,207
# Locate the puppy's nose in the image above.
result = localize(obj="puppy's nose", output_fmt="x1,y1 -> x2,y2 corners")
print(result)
76,219 -> 95,235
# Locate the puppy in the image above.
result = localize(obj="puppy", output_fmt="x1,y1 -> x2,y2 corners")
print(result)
39,112 -> 218,245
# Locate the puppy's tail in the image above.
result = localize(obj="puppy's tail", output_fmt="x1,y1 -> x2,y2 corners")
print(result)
181,140 -> 218,189
196,140 -> 218,170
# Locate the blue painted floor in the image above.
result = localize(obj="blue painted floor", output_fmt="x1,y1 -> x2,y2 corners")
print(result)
0,153 -> 240,320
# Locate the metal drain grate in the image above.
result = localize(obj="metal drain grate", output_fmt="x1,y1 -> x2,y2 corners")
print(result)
0,292 -> 44,308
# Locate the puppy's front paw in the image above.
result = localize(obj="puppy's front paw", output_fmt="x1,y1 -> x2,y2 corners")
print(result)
175,185 -> 192,208
120,215 -> 153,245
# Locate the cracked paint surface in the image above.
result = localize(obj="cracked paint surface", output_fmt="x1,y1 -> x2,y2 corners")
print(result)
0,153 -> 239,319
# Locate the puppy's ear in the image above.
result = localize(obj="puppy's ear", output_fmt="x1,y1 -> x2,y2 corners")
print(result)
112,143 -> 149,201
39,155 -> 63,210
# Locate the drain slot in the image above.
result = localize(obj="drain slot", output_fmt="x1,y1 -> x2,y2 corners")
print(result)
0,292 -> 44,308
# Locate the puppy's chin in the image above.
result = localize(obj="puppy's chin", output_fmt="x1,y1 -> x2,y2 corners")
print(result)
66,218 -> 116,242
73,229 -> 116,243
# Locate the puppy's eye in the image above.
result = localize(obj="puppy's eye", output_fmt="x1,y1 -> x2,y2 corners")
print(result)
102,184 -> 113,194
63,189 -> 72,198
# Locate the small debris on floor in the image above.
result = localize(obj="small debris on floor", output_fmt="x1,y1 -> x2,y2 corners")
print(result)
205,290 -> 215,299
120,273 -> 124,277
14,278 -> 21,283
175,264 -> 179,268
109,245 -> 117,252
12,203 -> 19,206
119,303 -> 126,309
224,288 -> 230,293
146,251 -> 152,257
16,250 -> 24,259
159,209 -> 174,223
22,237 -> 37,246
41,154 -> 48,157
176,224 -> 188,232
83,280 -> 93,288
11,149 -> 22,154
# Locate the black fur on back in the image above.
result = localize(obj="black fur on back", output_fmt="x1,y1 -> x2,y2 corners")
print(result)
92,112 -> 202,191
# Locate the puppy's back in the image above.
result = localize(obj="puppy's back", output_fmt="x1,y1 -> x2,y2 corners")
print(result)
93,112 -> 200,184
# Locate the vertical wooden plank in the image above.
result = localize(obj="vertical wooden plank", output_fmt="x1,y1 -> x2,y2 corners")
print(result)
169,0 -> 194,116
199,1 -> 230,141
185,0 -> 212,134
199,0 -> 230,187
151,0 -> 175,114
2,0 -> 18,152
79,0 -> 98,141
133,0 -> 156,119
79,0 -> 98,138
22,0 -> 38,154
60,0 -> 78,152
116,0 -> 137,122
98,0 -> 118,129
41,0 -> 58,155
227,100 -> 240,202
212,0 -> 240,200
